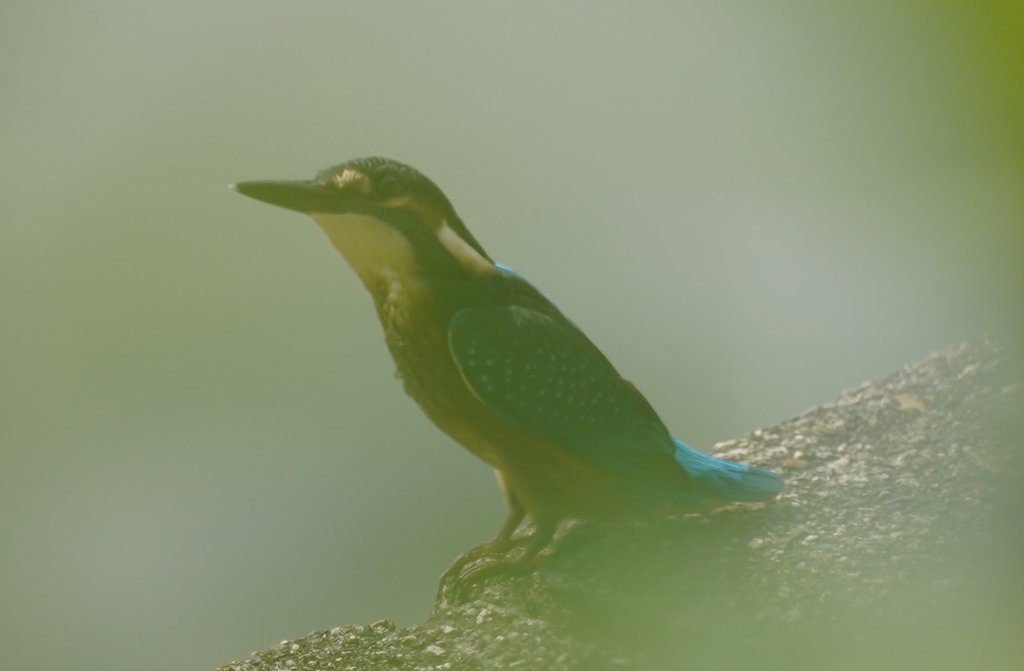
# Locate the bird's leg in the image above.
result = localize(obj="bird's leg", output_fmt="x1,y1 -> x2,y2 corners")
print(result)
437,469 -> 529,584
512,518 -> 558,566
437,516 -> 559,608
490,467 -> 522,554
438,519 -> 559,607
437,472 -> 563,607
436,498 -> 526,604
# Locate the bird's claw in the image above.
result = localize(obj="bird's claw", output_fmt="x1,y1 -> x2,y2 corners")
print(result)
434,534 -> 537,608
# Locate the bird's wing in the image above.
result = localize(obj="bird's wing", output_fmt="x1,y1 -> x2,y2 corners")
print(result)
448,305 -> 679,480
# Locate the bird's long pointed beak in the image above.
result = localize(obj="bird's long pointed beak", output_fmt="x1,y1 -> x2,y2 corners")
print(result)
231,180 -> 342,214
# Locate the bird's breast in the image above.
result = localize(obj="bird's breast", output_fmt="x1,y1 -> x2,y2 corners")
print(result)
365,274 -> 510,467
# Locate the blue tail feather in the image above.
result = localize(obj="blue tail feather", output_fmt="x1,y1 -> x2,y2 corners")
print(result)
671,437 -> 783,502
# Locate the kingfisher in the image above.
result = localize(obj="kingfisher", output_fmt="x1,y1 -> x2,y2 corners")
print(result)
232,157 -> 782,596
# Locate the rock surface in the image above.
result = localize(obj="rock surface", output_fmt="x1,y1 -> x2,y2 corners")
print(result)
216,338 -> 1022,671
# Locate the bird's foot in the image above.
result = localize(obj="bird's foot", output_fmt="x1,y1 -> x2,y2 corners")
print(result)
434,533 -> 534,608
434,522 -> 558,609
435,544 -> 550,609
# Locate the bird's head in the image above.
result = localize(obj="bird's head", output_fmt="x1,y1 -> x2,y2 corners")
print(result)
232,157 -> 496,281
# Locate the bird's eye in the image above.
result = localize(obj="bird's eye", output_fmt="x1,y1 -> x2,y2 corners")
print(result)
376,174 -> 398,197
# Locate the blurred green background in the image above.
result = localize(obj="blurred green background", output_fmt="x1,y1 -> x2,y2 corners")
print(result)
1,2 -> 1021,670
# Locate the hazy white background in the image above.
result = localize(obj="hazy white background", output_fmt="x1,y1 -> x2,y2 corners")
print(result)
1,2 -> 1021,670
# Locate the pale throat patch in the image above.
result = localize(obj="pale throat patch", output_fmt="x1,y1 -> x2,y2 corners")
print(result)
311,212 -> 419,281
311,212 -> 496,279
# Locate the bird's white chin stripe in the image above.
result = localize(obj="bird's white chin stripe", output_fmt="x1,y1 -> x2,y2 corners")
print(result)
311,212 -> 418,279
310,213 -> 496,279
437,221 -> 496,276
